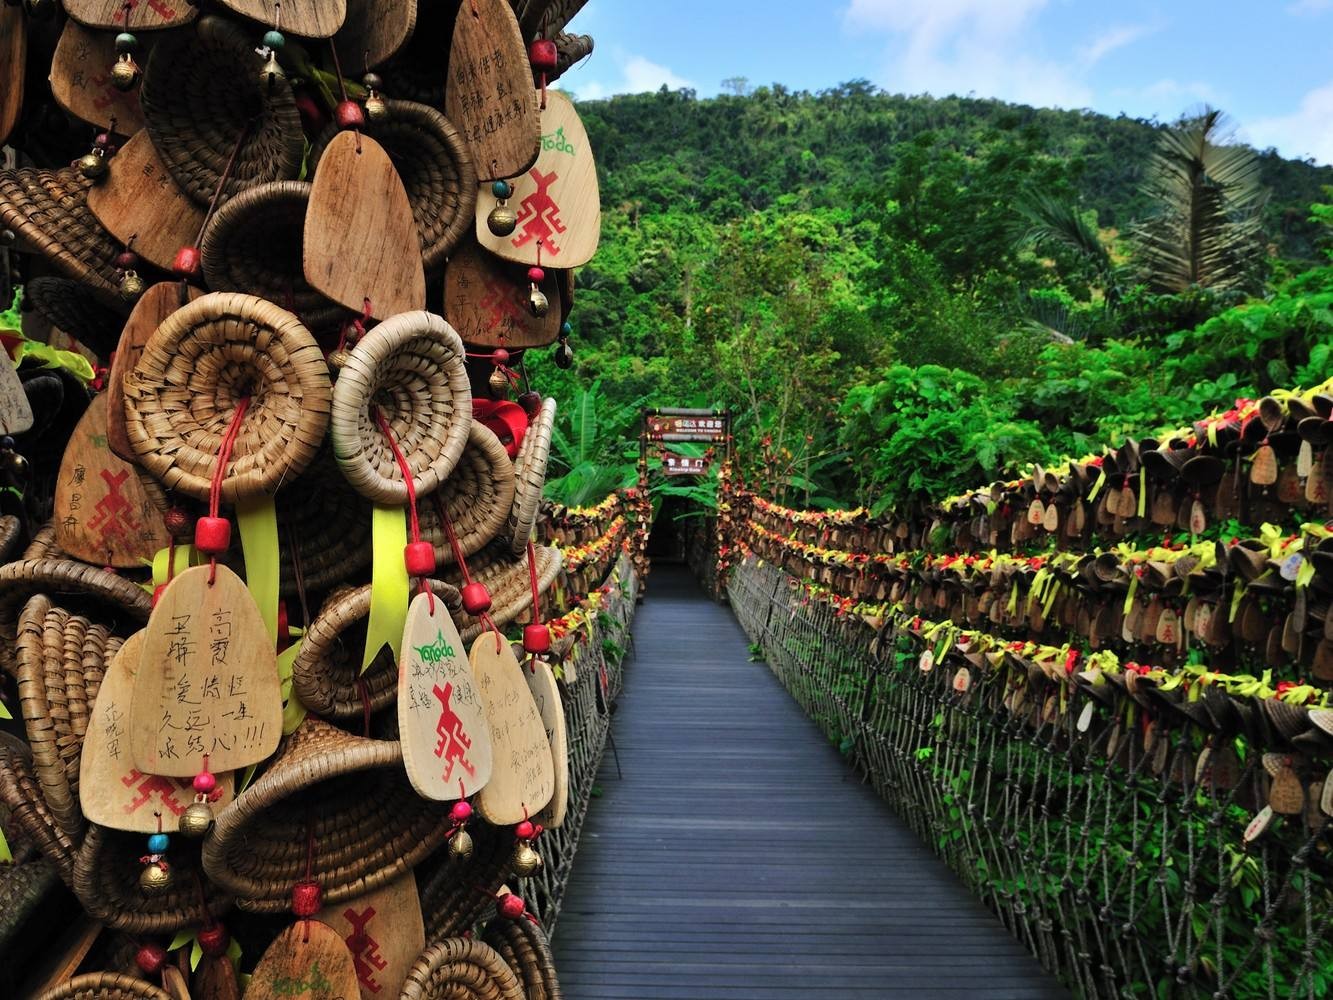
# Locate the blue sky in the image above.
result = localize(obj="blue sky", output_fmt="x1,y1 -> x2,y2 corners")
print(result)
557,1 -> 1333,165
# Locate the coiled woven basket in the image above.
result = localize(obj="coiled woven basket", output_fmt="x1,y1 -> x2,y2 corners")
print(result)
25,277 -> 125,358
0,732 -> 78,884
124,292 -> 332,503
33,972 -> 171,1000
508,396 -> 557,555
421,422 -> 517,566
400,938 -> 525,1000
483,914 -> 564,1000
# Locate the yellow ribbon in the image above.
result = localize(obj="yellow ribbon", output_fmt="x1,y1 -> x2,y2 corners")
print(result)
277,640 -> 307,734
236,498 -> 279,645
1136,468 -> 1147,519
1087,466 -> 1107,501
362,505 -> 409,673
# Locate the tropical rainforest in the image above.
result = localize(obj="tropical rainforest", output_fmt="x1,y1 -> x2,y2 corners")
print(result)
534,82 -> 1333,512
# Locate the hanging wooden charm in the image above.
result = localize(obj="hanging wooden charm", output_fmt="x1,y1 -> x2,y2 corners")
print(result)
63,0 -> 196,30
50,20 -> 148,133
214,0 -> 346,38
444,0 -> 539,182
88,131 -> 205,272
1250,443 -> 1278,485
0,349 -> 34,436
525,657 -> 568,828
443,239 -> 561,348
54,393 -> 171,567
398,590 -> 492,800
314,874 -> 426,1000
335,0 -> 417,70
81,631 -> 236,833
474,90 -> 601,268
129,564 -> 282,776
245,920 -> 361,1000
0,5 -> 23,147
470,632 -> 554,825
304,131 -> 426,321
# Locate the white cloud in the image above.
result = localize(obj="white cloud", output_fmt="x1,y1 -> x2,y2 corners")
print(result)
1244,81 -> 1333,164
1288,0 -> 1332,14
1079,24 -> 1155,67
841,0 -> 1093,109
562,52 -> 694,101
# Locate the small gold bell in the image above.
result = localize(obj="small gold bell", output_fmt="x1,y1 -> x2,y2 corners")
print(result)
488,205 -> 518,238
528,286 -> 549,318
365,94 -> 388,121
511,841 -> 543,877
110,54 -> 140,92
488,366 -> 510,398
178,801 -> 214,839
1,450 -> 29,477
448,828 -> 474,860
77,151 -> 108,181
328,349 -> 351,371
118,270 -> 146,302
259,50 -> 285,88
139,862 -> 173,896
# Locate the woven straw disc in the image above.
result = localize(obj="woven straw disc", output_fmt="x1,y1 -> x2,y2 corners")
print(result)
200,180 -> 346,334
0,732 -> 78,884
33,971 -> 171,1000
309,99 -> 477,271
421,422 -> 517,566
25,276 -> 126,358
201,717 -> 450,912
291,579 -> 460,720
508,396 -> 557,555
330,311 -> 471,505
0,514 -> 21,562
401,938 -> 525,1000
140,16 -> 303,205
274,448 -> 373,596
0,168 -> 123,303
124,292 -> 331,503
483,914 -> 563,1000
445,543 -> 563,642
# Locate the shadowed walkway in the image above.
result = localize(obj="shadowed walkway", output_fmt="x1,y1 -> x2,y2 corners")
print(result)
553,566 -> 1068,999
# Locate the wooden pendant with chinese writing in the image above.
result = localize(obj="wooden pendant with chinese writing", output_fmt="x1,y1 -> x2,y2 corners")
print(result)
443,239 -> 560,348
50,20 -> 147,132
245,920 -> 361,1000
526,656 -> 568,828
470,632 -> 553,825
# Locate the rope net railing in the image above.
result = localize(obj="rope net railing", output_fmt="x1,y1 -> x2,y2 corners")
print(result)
719,385 -> 1333,1000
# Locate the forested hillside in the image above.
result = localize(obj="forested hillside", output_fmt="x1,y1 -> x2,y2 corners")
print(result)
532,83 -> 1333,511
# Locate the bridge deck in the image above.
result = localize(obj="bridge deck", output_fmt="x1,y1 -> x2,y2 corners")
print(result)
553,567 -> 1068,999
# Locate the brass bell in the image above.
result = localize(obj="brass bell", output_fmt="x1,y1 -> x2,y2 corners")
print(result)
527,286 -> 549,318
488,205 -> 518,238
77,151 -> 107,181
365,94 -> 388,121
0,449 -> 28,477
139,862 -> 173,896
328,349 -> 351,371
118,270 -> 146,302
488,366 -> 510,398
511,841 -> 543,876
553,339 -> 573,370
448,828 -> 474,860
259,50 -> 285,88
178,801 -> 214,839
110,54 -> 140,92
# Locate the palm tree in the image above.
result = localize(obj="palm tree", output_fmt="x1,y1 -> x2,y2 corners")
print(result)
1131,108 -> 1267,294
1015,190 -> 1121,305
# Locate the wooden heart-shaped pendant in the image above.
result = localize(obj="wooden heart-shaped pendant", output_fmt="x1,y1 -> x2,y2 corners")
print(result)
1026,498 -> 1044,525
81,631 -> 235,832
1269,759 -> 1305,815
1250,443 -> 1278,485
214,0 -> 346,37
443,239 -> 561,348
525,656 -> 568,828
314,874 -> 425,1000
55,393 -> 172,567
63,0 -> 196,30
0,5 -> 23,146
0,349 -> 33,436
398,591 -> 492,801
445,0 -> 538,181
335,0 -> 416,70
470,632 -> 554,825
245,920 -> 361,1000
50,20 -> 148,132
88,131 -> 205,272
129,564 -> 282,776
304,131 -> 425,321
475,90 -> 602,268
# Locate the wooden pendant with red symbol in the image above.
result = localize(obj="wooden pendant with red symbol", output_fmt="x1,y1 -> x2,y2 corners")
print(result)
245,920 -> 361,1000
443,239 -> 561,348
50,20 -> 148,132
470,632 -> 553,825
63,0 -> 197,31
314,874 -> 425,1000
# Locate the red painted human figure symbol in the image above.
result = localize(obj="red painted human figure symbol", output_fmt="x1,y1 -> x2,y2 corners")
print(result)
511,168 -> 566,257
85,469 -> 142,546
343,905 -> 389,993
123,0 -> 180,19
480,274 -> 528,329
431,683 -> 476,783
122,769 -> 189,815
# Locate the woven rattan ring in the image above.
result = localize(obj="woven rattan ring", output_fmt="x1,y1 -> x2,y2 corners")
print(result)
199,181 -> 345,334
33,971 -> 171,1000
401,938 -> 525,1000
482,913 -> 564,1000
140,15 -> 304,205
124,292 -> 331,503
291,579 -> 461,720
421,422 -> 517,566
0,732 -> 78,884
330,311 -> 471,505
309,99 -> 477,270
201,717 -> 450,912
508,396 -> 557,555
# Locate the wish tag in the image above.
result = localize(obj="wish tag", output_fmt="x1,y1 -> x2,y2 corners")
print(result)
0,6 -> 23,146
1067,500 -> 1086,535
130,564 -> 282,776
443,239 -> 561,348
55,393 -> 172,567
1269,761 -> 1305,815
1298,440 -> 1314,478
245,920 -> 361,1000
0,349 -> 33,435
1026,498 -> 1044,525
470,632 -> 554,825
334,0 -> 416,69
526,657 -> 569,828
63,0 -> 196,30
194,953 -> 242,1000
1321,771 -> 1333,816
161,967 -> 190,1000
1277,464 -> 1304,504
215,0 -> 345,37
1041,502 -> 1059,532
1280,552 -> 1305,582
1307,456 -> 1328,503
1189,499 -> 1207,535
475,90 -> 602,268
304,131 -> 425,321
107,282 -> 202,461
315,874 -> 425,1000
1155,607 -> 1179,645
1243,805 -> 1274,843
397,591 -> 491,801
50,21 -> 147,132
951,667 -> 971,694
1076,700 -> 1095,733
1250,444 -> 1278,486
445,0 -> 538,181
918,649 -> 934,673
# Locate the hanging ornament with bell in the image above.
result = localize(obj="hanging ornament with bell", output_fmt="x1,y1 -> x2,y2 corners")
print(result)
139,813 -> 173,896
553,321 -> 574,369
447,799 -> 475,860
528,38 -> 558,110
255,11 -> 286,89
363,72 -> 388,121
178,755 -> 220,838
110,32 -> 141,91
77,128 -> 116,181
527,244 -> 549,318
0,435 -> 29,494
115,242 -> 145,302
511,814 -> 544,876
488,180 -> 518,238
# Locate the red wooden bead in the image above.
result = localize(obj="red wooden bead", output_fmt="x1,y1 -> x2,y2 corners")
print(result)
492,348 -> 510,366
172,245 -> 202,279
197,925 -> 230,956
449,800 -> 472,824
194,516 -> 231,555
404,540 -> 437,577
335,99 -> 365,130
528,39 -> 558,71
498,894 -> 527,919
114,250 -> 140,271
523,623 -> 550,655
135,943 -> 168,976
291,879 -> 322,917
461,582 -> 492,616
514,820 -> 536,840
163,506 -> 191,538
527,266 -> 544,284
517,391 -> 541,419
193,770 -> 216,794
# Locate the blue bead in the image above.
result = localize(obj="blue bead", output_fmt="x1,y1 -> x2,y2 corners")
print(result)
561,321 -> 573,336
148,833 -> 169,854
263,30 -> 286,50
115,32 -> 138,54
492,180 -> 513,199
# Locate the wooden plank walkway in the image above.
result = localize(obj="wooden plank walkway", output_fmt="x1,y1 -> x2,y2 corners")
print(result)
553,566 -> 1069,999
